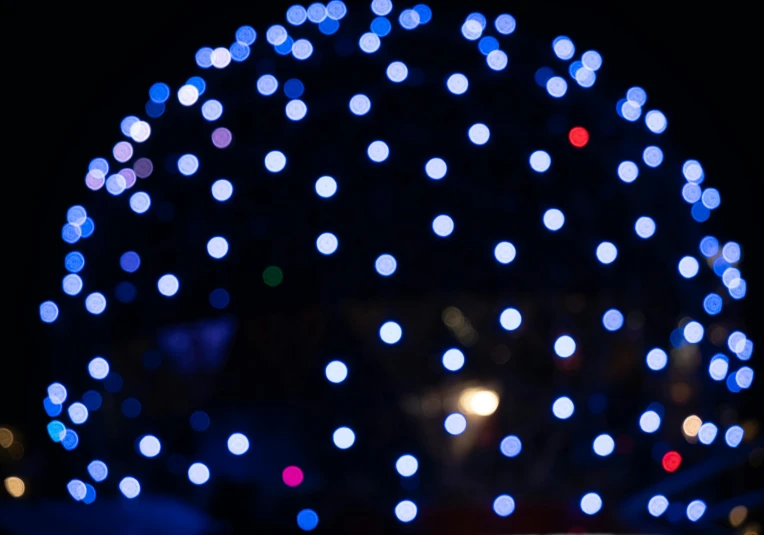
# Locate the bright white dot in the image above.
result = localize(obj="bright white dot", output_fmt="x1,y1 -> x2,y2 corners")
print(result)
380,321 -> 402,344
257,75 -> 279,96
396,455 -> 418,477
425,158 -> 447,180
40,301 -> 59,323
265,151 -> 287,172
447,73 -> 469,95
211,47 -> 231,68
552,397 -> 574,419
316,232 -> 339,255
395,500 -> 418,522
387,61 -> 408,82
432,215 -> 454,237
621,100 -> 642,121
648,495 -> 669,517
546,76 -> 567,98
725,425 -> 744,447
643,146 -> 664,168
683,160 -> 704,182
499,308 -> 522,331
315,176 -> 337,198
553,36 -> 575,60
736,367 -> 754,389
698,423 -> 718,445
157,274 -> 180,297
67,205 -> 87,225
581,493 -> 602,515
399,8 -> 420,30
178,84 -> 199,106
227,433 -> 250,455
442,348 -> 465,371
701,188 -> 721,209
639,410 -> 661,433
48,383 -> 67,405
325,361 -> 348,383
105,174 -> 126,195
178,154 -> 199,176
487,49 -> 508,71
593,434 -> 615,456
88,358 -> 110,380
375,254 -> 397,276
468,123 -> 490,145
530,150 -> 551,172
371,0 -> 392,16
349,94 -> 371,115
307,2 -> 327,22
266,25 -> 288,46
212,179 -> 233,201
119,477 -> 140,499
683,321 -> 704,344
500,435 -> 522,457
543,209 -> 564,231
367,141 -> 390,162
728,331 -> 747,354
207,237 -> 229,259
444,413 -> 467,435
326,1 -> 347,20
139,435 -> 161,458
62,274 -> 83,296
627,86 -> 648,106
202,99 -> 223,121
635,216 -> 656,239
602,309 -> 624,331
129,121 -> 151,143
493,495 -> 516,517
495,14 -> 516,35
287,5 -> 308,25
333,427 -> 355,449
292,39 -> 313,60
678,256 -> 699,278
722,242 -> 741,263
646,348 -> 668,371
709,355 -> 729,381
461,19 -> 483,40
494,242 -> 516,264
87,461 -> 108,482
582,50 -> 603,71
85,292 -> 107,315
596,242 -> 618,264
687,500 -> 706,522
554,336 -> 576,358
188,463 -> 210,485
129,192 -> 151,214
359,32 -> 381,53
618,161 -> 639,183
68,402 -> 88,424
645,110 -> 667,134
736,339 -> 753,360
67,479 -> 87,501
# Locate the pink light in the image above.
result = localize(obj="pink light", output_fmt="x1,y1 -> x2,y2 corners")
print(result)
212,127 -> 233,149
119,168 -> 137,189
282,466 -> 304,487
133,158 -> 154,179
85,170 -> 105,191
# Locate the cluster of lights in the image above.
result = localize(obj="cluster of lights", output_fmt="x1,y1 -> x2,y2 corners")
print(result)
34,3 -> 754,530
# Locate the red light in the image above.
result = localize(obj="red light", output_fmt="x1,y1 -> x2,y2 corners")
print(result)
282,466 -> 304,487
569,127 -> 589,148
662,451 -> 682,472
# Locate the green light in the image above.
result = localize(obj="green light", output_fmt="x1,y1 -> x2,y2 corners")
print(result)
263,266 -> 283,287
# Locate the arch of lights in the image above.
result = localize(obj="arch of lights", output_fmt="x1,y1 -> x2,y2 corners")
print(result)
38,2 -> 753,530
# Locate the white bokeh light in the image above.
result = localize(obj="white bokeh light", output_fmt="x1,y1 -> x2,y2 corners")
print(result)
494,242 -> 516,264
138,435 -> 161,458
325,361 -> 348,383
315,176 -> 338,198
530,150 -> 551,172
442,348 -> 465,371
468,123 -> 490,145
425,158 -> 447,180
227,433 -> 250,455
367,140 -> 390,162
432,215 -> 454,237
206,237 -> 229,259
265,151 -> 287,172
333,427 -> 355,449
499,308 -> 522,331
552,397 -> 575,419
380,321 -> 402,344
395,455 -> 419,477
444,413 -> 467,435
316,232 -> 339,255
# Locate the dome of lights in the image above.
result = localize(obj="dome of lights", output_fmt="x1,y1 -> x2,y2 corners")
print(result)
29,3 -> 754,533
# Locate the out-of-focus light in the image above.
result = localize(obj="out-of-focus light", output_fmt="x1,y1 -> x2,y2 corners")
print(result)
425,157 -> 447,180
368,140 -> 390,162
703,293 -> 723,315
722,241 -> 741,263
648,495 -> 669,517
543,208 -> 565,231
620,99 -> 642,121
709,354 -> 729,381
371,0 -> 393,16
736,367 -> 754,389
265,151 -> 287,172
582,50 -> 602,71
643,146 -> 664,168
129,192 -> 151,214
236,25 -> 256,45
493,495 -> 516,517
683,321 -> 704,344
387,61 -> 408,82
682,183 -> 701,204
554,335 -> 576,358
645,110 -> 667,133
119,477 -> 140,498
494,242 -> 516,264
627,86 -> 648,106
380,321 -> 402,344
257,75 -> 279,96
468,123 -> 491,145
499,308 -> 522,331
48,383 -> 67,405
287,5 -> 308,25
177,154 -> 199,176
725,425 -> 744,447
371,16 -> 392,36
640,410 -> 661,433
500,435 -> 522,457
292,39 -> 314,60
635,216 -> 656,238
580,492 -> 602,515
593,434 -> 615,456
211,179 -> 233,201
227,433 -> 250,455
569,127 -> 589,147
88,357 -> 109,380
596,242 -> 618,264
487,49 -> 508,71
188,463 -> 210,485
687,500 -> 706,522
44,397 -> 62,417
47,421 -> 66,442
374,254 -> 397,276
399,9 -> 420,30
602,309 -> 624,331
87,460 -> 108,482
297,509 -> 319,531
530,150 -> 551,172
646,348 -> 668,371
266,25 -> 288,46
553,36 -> 575,60
333,427 -> 355,449
61,429 -> 79,450
678,256 -> 699,278
207,237 -> 229,260
201,99 -> 223,121
479,36 -> 499,55
729,506 -> 748,527
396,455 -> 419,477
190,411 -> 210,432
395,500 -> 418,523
68,403 -> 88,425
282,466 -> 304,487
413,4 -> 431,24
495,14 -> 516,34
326,360 -> 348,383
546,76 -> 567,98
459,388 -> 499,416
359,32 -> 381,53
349,94 -> 371,116
5,477 -> 25,498
157,274 -> 179,297
662,451 -> 682,472
702,188 -> 721,209
728,331 -> 747,353
447,73 -> 469,95
40,301 -> 59,323
552,396 -> 574,419
138,435 -> 161,458
68,479 -> 87,501
618,161 -> 639,183
683,159 -> 704,182
442,348 -> 465,371
444,413 -> 467,435
0,428 -> 13,449
461,19 -> 483,41
62,274 -> 83,296
698,423 -> 718,445
432,215 -> 455,237
316,232 -> 339,255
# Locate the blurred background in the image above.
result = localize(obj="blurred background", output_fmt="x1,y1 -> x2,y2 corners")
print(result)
3,2 -> 761,534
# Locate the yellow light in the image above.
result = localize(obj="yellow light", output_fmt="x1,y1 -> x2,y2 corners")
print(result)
0,428 -> 13,448
459,388 -> 499,416
4,477 -> 24,498
730,505 -> 748,527
682,415 -> 702,437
